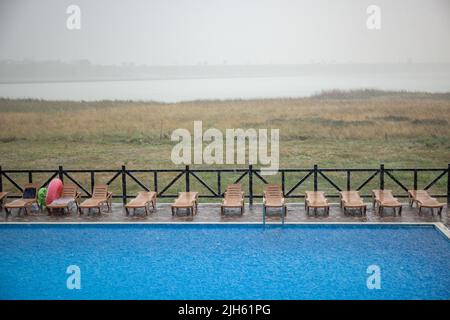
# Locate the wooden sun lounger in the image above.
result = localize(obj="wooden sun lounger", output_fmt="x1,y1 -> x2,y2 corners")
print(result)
339,191 -> 367,215
407,189 -> 430,207
78,185 -> 112,215
408,189 -> 444,216
0,192 -> 9,211
372,190 -> 402,216
4,183 -> 40,217
125,191 -> 157,216
221,185 -> 244,215
46,184 -> 81,215
171,192 -> 198,216
263,184 -> 286,218
305,191 -> 329,216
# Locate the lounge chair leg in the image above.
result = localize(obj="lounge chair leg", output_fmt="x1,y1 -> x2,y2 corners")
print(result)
418,206 -> 422,215
125,207 -> 129,216
398,206 -> 402,216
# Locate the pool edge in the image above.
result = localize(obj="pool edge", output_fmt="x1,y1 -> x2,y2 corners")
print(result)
1,221 -> 449,239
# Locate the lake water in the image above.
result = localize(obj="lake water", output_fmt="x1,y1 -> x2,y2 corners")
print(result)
0,72 -> 449,102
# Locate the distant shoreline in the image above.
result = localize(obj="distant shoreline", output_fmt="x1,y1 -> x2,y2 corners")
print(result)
0,89 -> 449,104
1,62 -> 450,85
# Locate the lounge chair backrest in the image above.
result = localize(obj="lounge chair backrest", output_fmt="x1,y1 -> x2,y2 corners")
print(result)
137,191 -> 150,198
227,184 -> 242,191
306,191 -> 326,201
340,191 -> 361,200
409,190 -> 429,197
265,192 -> 283,200
373,189 -> 394,200
62,184 -> 77,198
226,193 -> 243,198
22,183 -> 39,199
265,184 -> 282,194
265,189 -> 282,194
92,185 -> 108,199
178,192 -> 197,201
265,184 -> 281,190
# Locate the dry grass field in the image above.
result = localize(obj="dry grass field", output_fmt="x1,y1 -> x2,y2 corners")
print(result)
0,90 -> 449,200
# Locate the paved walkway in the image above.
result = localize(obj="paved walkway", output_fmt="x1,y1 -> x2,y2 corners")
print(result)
1,202 -> 448,227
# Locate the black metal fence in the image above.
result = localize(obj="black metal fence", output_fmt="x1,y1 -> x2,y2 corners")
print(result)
0,164 -> 449,205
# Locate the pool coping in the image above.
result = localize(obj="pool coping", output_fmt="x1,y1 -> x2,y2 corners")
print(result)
1,221 -> 449,239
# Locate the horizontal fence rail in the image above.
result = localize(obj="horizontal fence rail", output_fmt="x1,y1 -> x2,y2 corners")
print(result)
0,164 -> 449,205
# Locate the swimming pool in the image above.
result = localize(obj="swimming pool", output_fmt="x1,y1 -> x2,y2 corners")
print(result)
0,223 -> 449,300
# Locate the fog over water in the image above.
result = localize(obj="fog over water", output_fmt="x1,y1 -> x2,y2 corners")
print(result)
0,0 -> 449,101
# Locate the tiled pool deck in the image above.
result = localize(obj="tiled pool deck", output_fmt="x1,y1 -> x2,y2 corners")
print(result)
1,201 -> 448,228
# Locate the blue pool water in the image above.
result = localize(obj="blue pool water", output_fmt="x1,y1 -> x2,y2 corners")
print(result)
0,224 -> 449,300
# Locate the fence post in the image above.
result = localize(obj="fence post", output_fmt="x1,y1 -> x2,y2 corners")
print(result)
447,163 -> 450,204
28,171 -> 33,183
313,164 -> 318,192
153,171 -> 158,193
413,170 -> 418,191
217,171 -> 221,196
380,164 -> 385,190
58,165 -> 64,182
249,165 -> 253,207
185,165 -> 190,192
90,172 -> 95,195
0,166 -> 2,192
281,171 -> 285,196
121,165 -> 127,205
346,170 -> 351,191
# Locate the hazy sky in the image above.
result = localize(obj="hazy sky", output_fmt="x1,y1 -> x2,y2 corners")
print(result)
0,0 -> 449,65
